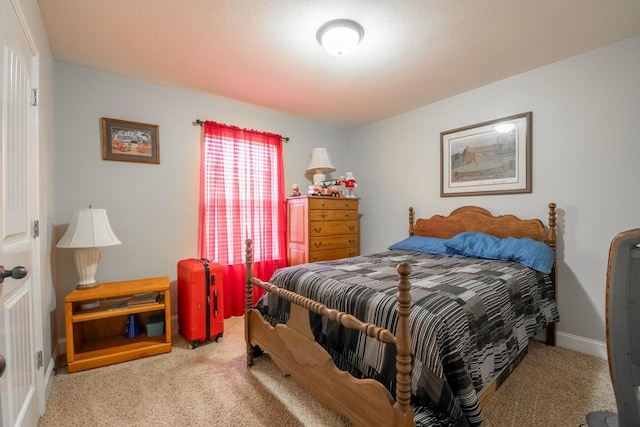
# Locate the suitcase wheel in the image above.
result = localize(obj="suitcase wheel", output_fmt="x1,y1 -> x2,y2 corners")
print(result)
215,334 -> 223,343
188,340 -> 199,350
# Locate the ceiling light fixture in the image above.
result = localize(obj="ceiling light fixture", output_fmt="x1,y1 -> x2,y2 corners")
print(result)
316,19 -> 364,57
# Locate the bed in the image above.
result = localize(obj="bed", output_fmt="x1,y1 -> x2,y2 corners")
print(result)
244,203 -> 559,427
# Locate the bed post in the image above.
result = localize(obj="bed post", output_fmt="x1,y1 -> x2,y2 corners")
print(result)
394,262 -> 415,426
546,203 -> 558,346
547,202 -> 557,252
408,207 -> 415,236
245,238 -> 254,366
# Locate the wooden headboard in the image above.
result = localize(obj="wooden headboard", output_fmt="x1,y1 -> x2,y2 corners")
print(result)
409,203 -> 557,249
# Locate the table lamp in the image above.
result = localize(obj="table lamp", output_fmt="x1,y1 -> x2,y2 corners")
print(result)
306,147 -> 336,184
57,208 -> 121,306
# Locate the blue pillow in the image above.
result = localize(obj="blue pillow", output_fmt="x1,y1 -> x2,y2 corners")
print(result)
388,236 -> 450,255
444,232 -> 554,273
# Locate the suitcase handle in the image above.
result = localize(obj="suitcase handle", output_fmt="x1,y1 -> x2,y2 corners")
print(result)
213,289 -> 218,317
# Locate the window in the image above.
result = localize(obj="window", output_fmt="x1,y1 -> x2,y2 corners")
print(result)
199,121 -> 287,317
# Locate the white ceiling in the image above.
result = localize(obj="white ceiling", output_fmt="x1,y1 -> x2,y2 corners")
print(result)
39,0 -> 640,130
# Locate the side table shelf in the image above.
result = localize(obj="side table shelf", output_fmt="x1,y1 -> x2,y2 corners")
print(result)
65,276 -> 172,373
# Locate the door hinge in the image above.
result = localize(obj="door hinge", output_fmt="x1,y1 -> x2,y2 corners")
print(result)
33,220 -> 39,238
36,350 -> 43,369
32,88 -> 39,107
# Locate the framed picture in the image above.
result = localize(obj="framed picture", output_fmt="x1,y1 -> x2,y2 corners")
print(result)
101,117 -> 160,164
440,112 -> 531,197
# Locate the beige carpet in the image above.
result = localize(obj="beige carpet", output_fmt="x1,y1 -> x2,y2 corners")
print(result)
39,317 -> 616,427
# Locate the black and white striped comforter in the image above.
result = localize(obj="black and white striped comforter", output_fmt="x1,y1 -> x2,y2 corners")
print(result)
256,250 -> 559,427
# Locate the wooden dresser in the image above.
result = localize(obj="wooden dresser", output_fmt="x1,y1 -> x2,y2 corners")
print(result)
287,196 -> 359,266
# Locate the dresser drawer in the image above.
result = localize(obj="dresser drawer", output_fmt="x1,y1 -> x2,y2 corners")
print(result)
309,210 -> 359,221
309,235 -> 358,252
309,220 -> 358,237
308,197 -> 358,211
309,248 -> 359,263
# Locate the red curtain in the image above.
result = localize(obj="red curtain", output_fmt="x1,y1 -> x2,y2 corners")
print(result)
199,121 -> 287,318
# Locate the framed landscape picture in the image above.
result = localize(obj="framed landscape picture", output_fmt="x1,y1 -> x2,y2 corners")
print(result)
440,112 -> 531,197
101,117 -> 160,164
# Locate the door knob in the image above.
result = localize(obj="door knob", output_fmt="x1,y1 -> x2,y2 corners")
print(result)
0,265 -> 28,284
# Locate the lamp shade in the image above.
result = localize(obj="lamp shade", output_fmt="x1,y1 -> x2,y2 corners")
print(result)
57,208 -> 121,248
306,148 -> 336,184
306,148 -> 336,174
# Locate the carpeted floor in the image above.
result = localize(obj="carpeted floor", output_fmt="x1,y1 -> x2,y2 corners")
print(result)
38,317 -> 615,427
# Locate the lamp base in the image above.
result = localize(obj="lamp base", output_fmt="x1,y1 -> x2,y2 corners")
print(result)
75,282 -> 99,290
312,173 -> 326,184
73,247 -> 101,288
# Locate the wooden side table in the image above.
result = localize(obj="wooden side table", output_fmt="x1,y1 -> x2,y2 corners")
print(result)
64,276 -> 172,373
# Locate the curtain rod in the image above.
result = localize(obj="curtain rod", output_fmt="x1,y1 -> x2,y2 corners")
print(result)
194,119 -> 289,142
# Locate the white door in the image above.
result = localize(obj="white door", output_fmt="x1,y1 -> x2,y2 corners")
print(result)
0,0 -> 41,426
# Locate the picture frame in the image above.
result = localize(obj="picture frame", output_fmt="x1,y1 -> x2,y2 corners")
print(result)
440,112 -> 531,197
101,117 -> 160,164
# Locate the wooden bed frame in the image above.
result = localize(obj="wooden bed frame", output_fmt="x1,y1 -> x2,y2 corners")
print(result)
244,203 -> 558,427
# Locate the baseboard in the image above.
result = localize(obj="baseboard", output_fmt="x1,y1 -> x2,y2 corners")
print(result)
44,352 -> 56,398
171,314 -> 179,334
57,337 -> 66,355
57,314 -> 180,355
556,331 -> 608,360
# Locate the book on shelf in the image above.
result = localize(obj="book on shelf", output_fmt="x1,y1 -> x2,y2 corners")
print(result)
127,292 -> 161,307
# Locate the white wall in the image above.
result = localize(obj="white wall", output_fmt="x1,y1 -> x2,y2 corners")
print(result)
53,63 -> 348,340
349,35 -> 640,357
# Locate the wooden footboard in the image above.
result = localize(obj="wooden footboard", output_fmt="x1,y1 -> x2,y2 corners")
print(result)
245,239 -> 415,427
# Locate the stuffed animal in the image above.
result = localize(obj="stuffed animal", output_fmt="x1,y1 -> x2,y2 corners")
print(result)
344,172 -> 357,198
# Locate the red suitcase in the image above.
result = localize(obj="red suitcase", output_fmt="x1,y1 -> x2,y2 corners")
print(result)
177,258 -> 224,348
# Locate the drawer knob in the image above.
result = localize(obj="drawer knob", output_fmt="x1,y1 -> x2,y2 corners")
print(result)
349,226 -> 355,231
313,242 -> 322,248
313,227 -> 322,233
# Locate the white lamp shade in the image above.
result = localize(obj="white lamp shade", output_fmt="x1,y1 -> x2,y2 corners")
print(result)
317,19 -> 364,57
306,148 -> 336,184
57,208 -> 122,248
306,148 -> 336,174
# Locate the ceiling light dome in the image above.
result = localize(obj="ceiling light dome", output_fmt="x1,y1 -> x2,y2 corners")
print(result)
316,19 -> 364,57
